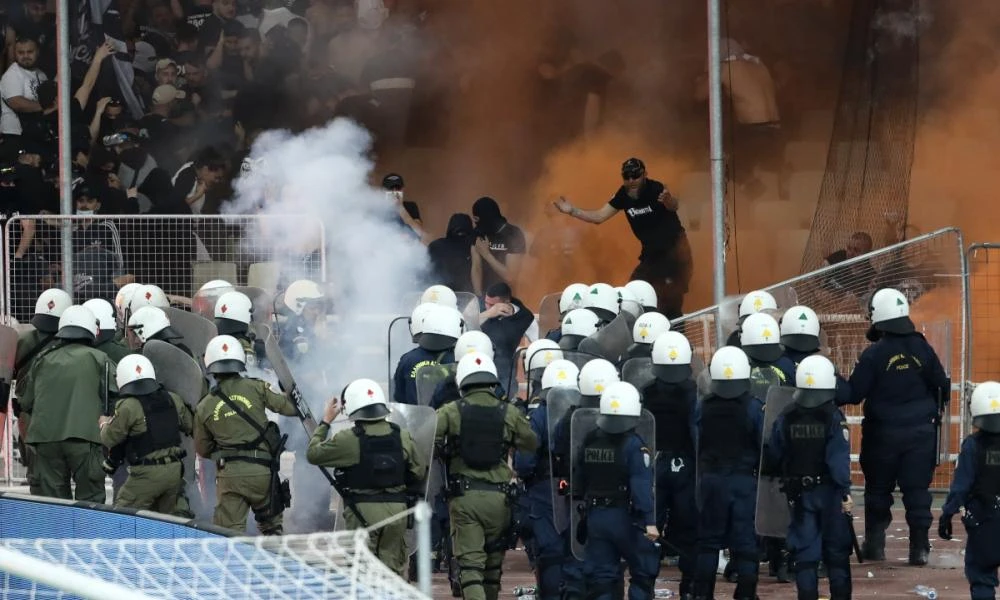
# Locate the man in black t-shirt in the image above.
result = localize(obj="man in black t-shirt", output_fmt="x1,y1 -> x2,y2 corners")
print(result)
471,196 -> 526,295
555,157 -> 693,318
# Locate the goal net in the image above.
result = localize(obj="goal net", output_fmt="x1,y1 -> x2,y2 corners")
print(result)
0,506 -> 432,600
672,227 -> 967,490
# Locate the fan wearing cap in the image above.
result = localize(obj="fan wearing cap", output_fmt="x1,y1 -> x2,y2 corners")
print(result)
19,305 -> 117,503
765,355 -> 853,600
845,288 -> 950,566
435,352 -> 538,600
392,304 -> 461,405
692,346 -> 765,600
554,157 -> 692,319
470,196 -> 526,294
98,355 -> 193,513
939,381 -> 1000,599
382,172 -> 425,243
138,83 -> 185,144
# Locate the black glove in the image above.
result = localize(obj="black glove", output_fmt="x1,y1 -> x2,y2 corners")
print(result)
102,458 -> 119,476
938,514 -> 953,540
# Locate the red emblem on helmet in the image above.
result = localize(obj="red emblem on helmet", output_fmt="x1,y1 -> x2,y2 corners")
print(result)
475,357 -> 482,365
367,389 -> 374,397
145,291 -> 152,300
135,365 -> 143,374
222,343 -> 229,352
220,304 -> 228,313
47,300 -> 55,310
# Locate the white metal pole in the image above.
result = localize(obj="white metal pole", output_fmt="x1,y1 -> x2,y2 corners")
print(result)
415,500 -> 432,598
56,0 -> 74,298
707,0 -> 726,345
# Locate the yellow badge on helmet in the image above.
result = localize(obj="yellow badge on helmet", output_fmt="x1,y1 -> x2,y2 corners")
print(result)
595,383 -> 605,393
762,328 -> 773,340
753,296 -> 763,311
639,326 -> 649,340
669,348 -> 678,361
805,374 -> 815,387
723,366 -> 734,379
544,351 -> 554,362
429,290 -> 439,301
991,398 -> 1000,411
557,369 -> 567,380
610,399 -> 621,412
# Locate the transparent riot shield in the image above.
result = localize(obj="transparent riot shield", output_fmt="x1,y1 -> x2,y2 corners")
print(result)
163,307 -> 218,364
387,403 -> 438,554
569,407 -> 656,560
538,293 -> 561,335
143,340 -> 208,519
191,284 -> 236,320
546,387 -> 582,532
387,315 -> 417,396
621,358 -> 654,392
578,313 -> 632,365
755,386 -> 797,538
416,363 -> 454,407
750,364 -> 785,402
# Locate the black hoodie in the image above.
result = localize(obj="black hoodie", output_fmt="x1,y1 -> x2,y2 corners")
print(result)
428,213 -> 474,293
470,197 -> 526,290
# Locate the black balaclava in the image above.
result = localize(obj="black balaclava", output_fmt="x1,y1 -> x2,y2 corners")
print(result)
472,196 -> 505,236
446,213 -> 474,245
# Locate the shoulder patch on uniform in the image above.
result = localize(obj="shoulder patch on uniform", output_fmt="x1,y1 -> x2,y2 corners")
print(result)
842,427 -> 850,442
641,447 -> 651,468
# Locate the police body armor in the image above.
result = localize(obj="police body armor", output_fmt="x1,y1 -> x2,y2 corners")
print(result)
698,395 -> 755,474
973,432 -> 1000,509
645,381 -> 695,459
456,398 -> 508,470
338,422 -> 407,501
581,430 -> 631,506
125,390 -> 182,465
782,404 -> 833,485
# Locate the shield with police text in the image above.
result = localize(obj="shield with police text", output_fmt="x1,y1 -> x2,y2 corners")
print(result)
622,357 -> 654,392
569,407 -> 655,560
578,312 -> 632,366
163,307 -> 217,364
755,385 -> 797,538
416,363 -> 454,407
143,339 -> 208,518
546,387 -> 582,532
387,402 -> 438,554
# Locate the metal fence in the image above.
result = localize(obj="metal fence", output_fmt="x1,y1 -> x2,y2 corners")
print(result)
672,227 -> 968,490
966,243 -> 1000,403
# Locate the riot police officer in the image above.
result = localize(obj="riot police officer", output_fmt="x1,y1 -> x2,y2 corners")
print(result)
523,338 -> 564,401
574,381 -> 660,599
127,306 -> 192,355
847,288 -> 949,564
626,312 -> 671,360
514,359 -> 580,599
99,354 -> 193,513
393,303 -> 461,405
767,355 -> 853,600
693,346 -> 764,600
547,283 -> 591,341
127,284 -> 171,314
780,305 -> 851,406
307,379 -> 428,576
214,290 -> 265,368
726,289 -> 778,347
624,280 -> 658,314
435,352 -> 538,600
939,380 -> 1000,600
644,331 -> 698,598
430,330 -> 500,409
194,335 -> 300,534
83,298 -> 131,362
278,279 -> 328,362
585,283 -> 620,324
559,308 -> 601,352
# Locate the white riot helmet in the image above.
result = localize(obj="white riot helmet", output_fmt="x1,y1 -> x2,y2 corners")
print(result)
282,280 -> 324,316
32,288 -> 72,333
560,308 -> 600,348
129,284 -> 170,312
971,381 -> 1000,433
586,283 -> 619,322
342,378 -> 390,421
869,287 -> 915,334
116,354 -> 159,396
616,286 -> 643,318
56,305 -> 99,343
421,285 -> 458,310
199,280 -> 233,293
558,283 -> 590,315
651,331 -> 693,383
740,312 -> 783,363
456,352 -> 499,389
455,330 -> 494,359
632,312 -> 671,345
128,306 -> 180,344
579,358 -> 620,400
418,304 -> 464,352
598,381 -> 642,434
204,335 -> 247,374
780,305 -> 821,353
794,355 -> 837,408
738,290 -> 777,321
409,302 -> 436,342
82,298 -> 116,343
541,359 -> 580,391
214,291 -> 253,335
115,282 -> 141,318
524,339 -> 563,376
625,280 -> 657,312
709,346 -> 752,399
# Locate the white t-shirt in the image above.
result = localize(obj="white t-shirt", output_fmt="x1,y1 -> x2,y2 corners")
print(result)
0,63 -> 47,136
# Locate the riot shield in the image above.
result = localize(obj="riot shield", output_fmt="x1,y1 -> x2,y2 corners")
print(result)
621,358 -> 654,392
386,402 -> 438,555
569,407 -> 655,560
235,286 -> 275,324
163,307 -> 217,363
264,331 -> 321,434
387,316 -> 417,396
557,349 -> 604,372
578,313 -> 632,365
538,293 -> 561,335
749,364 -> 784,402
142,340 -> 208,519
416,363 -> 453,407
191,285 -> 236,320
546,387 -> 582,532
755,386 -> 797,538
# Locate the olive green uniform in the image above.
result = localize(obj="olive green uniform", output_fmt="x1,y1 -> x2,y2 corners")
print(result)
435,387 -> 538,600
13,329 -> 58,493
194,376 -> 298,534
307,419 -> 428,575
95,337 -> 132,363
20,342 -> 117,503
100,391 -> 193,513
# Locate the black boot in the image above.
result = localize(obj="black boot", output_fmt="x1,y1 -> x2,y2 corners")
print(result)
908,528 -> 930,566
724,557 -> 738,583
774,549 -> 791,583
796,589 -> 819,600
861,527 -> 886,561
733,575 -> 758,600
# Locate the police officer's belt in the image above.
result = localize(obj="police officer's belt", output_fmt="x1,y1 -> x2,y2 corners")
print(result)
344,491 -> 408,504
784,475 -> 826,488
586,496 -> 629,508
212,449 -> 271,466
129,450 -> 187,467
458,477 -> 507,494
